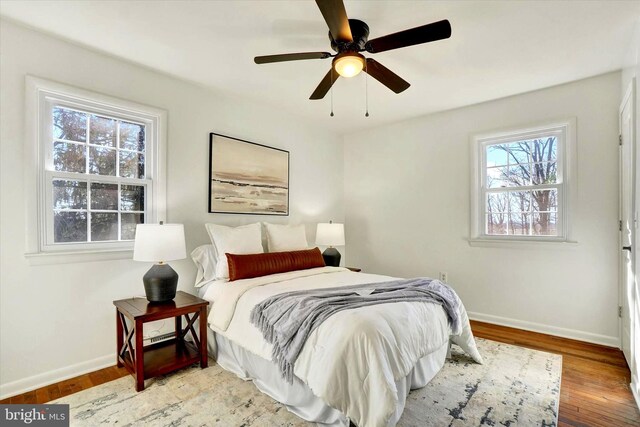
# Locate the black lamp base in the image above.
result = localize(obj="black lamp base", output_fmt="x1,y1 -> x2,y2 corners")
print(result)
143,263 -> 178,302
322,247 -> 342,267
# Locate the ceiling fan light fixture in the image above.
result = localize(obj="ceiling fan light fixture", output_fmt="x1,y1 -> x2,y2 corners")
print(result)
333,52 -> 365,78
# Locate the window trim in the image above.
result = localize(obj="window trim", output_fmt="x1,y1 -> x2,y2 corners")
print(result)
469,118 -> 577,245
25,76 -> 167,258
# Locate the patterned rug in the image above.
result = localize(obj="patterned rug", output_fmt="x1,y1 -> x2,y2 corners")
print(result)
54,338 -> 561,426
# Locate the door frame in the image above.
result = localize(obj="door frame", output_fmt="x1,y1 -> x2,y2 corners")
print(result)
619,78 -> 636,363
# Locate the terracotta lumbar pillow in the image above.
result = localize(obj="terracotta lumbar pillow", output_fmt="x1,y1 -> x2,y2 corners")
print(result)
226,247 -> 326,281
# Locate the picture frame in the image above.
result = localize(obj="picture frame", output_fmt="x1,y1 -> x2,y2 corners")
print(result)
208,133 -> 290,215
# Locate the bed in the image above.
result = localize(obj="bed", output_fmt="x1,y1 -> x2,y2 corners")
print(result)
196,265 -> 482,427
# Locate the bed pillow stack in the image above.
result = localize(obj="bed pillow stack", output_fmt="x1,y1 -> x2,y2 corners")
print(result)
195,222 -> 312,283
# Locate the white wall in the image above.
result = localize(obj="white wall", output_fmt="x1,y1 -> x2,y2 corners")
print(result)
621,19 -> 640,409
0,20 -> 344,397
344,72 -> 621,346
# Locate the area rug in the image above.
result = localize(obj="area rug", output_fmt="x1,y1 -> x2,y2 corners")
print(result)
53,338 -> 561,426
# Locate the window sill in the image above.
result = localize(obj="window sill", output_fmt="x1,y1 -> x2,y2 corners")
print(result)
468,238 -> 578,249
25,249 -> 134,265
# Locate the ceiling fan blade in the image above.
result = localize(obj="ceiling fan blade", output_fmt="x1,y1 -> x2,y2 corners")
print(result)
364,59 -> 410,94
315,0 -> 353,43
309,69 -> 339,100
365,20 -> 451,53
255,52 -> 332,64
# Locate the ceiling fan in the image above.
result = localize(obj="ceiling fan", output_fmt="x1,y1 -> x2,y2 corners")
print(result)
254,0 -> 452,100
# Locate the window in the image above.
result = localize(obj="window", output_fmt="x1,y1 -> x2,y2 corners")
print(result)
26,77 -> 166,256
470,119 -> 576,243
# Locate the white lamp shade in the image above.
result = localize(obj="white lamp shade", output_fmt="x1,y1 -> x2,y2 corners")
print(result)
133,224 -> 186,262
315,223 -> 345,246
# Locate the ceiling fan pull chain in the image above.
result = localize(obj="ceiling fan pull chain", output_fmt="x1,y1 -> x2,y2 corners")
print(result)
365,61 -> 370,117
330,67 -> 334,117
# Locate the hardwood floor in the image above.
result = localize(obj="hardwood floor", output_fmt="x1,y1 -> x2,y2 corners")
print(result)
0,365 -> 129,406
1,321 -> 638,426
471,320 -> 640,427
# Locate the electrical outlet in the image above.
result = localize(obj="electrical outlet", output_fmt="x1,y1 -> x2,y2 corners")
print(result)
439,272 -> 448,282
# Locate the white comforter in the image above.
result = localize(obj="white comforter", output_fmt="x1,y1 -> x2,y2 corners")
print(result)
203,267 -> 482,427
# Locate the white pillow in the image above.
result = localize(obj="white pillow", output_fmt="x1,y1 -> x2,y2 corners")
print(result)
191,244 -> 217,288
205,223 -> 264,279
264,223 -> 309,252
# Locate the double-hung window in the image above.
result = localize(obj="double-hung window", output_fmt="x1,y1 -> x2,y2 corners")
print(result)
470,119 -> 576,243
26,77 -> 166,256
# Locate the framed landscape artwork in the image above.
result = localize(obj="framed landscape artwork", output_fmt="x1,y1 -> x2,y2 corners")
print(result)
209,133 -> 289,215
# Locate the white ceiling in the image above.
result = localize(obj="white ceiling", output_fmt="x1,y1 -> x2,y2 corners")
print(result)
1,1 -> 638,134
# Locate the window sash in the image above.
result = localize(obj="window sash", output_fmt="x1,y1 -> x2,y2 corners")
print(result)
481,135 -> 563,189
51,105 -> 146,179
45,171 -> 151,248
483,186 -> 563,237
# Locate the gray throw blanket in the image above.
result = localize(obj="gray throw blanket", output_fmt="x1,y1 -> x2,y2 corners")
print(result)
250,278 -> 460,383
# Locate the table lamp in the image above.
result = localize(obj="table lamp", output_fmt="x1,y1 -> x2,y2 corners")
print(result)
316,221 -> 345,267
133,222 -> 186,302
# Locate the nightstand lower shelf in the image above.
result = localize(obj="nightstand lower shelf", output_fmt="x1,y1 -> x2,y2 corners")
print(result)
120,339 -> 201,380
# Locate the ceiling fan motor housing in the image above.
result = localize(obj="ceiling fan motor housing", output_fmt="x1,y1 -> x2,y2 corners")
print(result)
330,19 -> 370,52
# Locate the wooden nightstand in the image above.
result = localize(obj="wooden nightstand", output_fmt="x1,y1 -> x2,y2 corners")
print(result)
347,267 -> 362,272
113,291 -> 209,391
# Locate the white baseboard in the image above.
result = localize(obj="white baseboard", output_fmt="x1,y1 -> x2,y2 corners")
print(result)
468,311 -> 620,348
0,354 -> 114,400
632,377 -> 640,411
